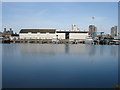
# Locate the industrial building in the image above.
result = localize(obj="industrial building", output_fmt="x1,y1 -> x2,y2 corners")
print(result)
19,24 -> 88,40
19,29 -> 88,40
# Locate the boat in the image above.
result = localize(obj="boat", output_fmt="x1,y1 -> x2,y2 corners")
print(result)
85,36 -> 93,44
52,37 -> 59,43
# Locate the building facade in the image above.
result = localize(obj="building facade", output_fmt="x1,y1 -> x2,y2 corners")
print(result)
10,34 -> 19,40
3,28 -> 13,35
0,32 -> 2,37
111,26 -> 117,38
19,29 -> 88,40
89,25 -> 97,36
71,24 -> 80,31
2,28 -> 14,38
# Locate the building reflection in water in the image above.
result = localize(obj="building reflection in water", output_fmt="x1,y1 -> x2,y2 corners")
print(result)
20,44 -> 98,56
110,45 -> 118,57
100,45 -> 104,56
20,44 -> 66,55
65,44 -> 69,54
2,44 -> 118,57
2,44 -> 118,88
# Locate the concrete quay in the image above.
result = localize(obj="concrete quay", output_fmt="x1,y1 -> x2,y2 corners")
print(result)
1,39 -> 120,45
2,39 -> 85,44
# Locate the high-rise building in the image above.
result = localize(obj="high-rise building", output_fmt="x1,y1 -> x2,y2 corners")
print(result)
3,28 -> 14,35
3,28 -> 6,33
89,25 -> 97,36
9,28 -> 13,34
111,26 -> 117,38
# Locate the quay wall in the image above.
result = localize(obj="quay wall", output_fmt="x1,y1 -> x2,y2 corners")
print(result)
1,39 -> 120,45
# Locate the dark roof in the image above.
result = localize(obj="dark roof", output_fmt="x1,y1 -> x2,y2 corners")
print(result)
11,34 -> 19,36
19,29 -> 56,33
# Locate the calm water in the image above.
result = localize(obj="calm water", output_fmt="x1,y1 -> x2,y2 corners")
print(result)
2,44 -> 118,88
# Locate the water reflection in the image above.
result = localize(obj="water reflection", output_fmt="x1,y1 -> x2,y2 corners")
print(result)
20,44 -> 93,55
65,44 -> 69,54
110,45 -> 118,56
2,44 -> 118,88
19,44 -> 118,57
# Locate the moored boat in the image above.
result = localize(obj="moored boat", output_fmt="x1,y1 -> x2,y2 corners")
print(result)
85,36 -> 93,44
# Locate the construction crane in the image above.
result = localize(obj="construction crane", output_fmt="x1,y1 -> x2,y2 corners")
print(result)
92,32 -> 104,40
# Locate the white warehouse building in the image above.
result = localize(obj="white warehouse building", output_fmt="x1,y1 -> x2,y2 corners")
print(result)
19,29 -> 88,40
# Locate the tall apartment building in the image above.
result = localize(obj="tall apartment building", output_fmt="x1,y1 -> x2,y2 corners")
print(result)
111,26 -> 117,38
88,25 -> 97,36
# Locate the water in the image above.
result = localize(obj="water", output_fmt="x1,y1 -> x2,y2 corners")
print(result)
2,44 -> 118,88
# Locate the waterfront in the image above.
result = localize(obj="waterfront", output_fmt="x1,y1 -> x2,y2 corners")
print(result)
2,44 -> 118,88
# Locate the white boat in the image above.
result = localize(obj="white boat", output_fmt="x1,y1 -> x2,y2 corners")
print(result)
52,37 -> 59,43
85,36 -> 93,44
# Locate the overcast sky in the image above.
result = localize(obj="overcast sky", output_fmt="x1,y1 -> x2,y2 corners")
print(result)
2,2 -> 118,34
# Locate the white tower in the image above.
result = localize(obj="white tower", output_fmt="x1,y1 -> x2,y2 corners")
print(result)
72,24 -> 77,31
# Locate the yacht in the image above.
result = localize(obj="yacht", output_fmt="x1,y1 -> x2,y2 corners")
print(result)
85,36 -> 93,44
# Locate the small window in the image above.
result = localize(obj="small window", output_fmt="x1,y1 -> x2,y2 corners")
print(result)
32,32 -> 37,33
40,32 -> 46,34
49,32 -> 55,34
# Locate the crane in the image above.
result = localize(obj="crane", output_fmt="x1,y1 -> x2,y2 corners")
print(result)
92,32 -> 104,40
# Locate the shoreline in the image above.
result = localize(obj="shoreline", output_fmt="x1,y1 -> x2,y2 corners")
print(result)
0,39 -> 120,45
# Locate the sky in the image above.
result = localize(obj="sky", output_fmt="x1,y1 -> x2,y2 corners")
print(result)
1,0 -> 120,2
2,2 -> 118,34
